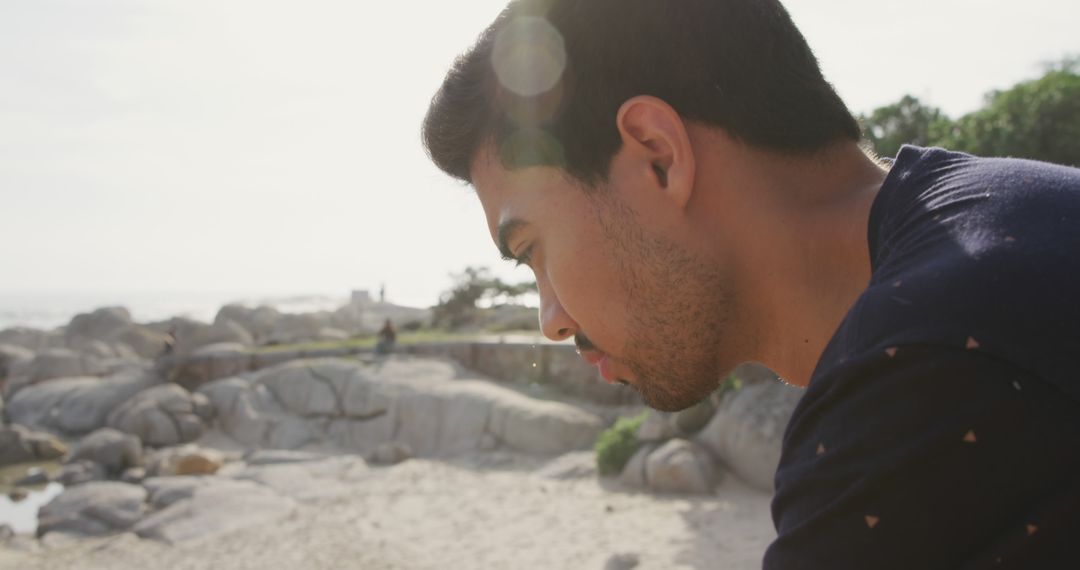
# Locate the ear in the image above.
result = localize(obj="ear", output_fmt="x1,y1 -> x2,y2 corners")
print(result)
614,95 -> 696,210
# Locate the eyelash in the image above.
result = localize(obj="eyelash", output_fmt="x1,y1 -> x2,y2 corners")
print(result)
511,245 -> 535,268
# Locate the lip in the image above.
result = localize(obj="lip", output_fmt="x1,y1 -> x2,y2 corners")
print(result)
577,349 -> 618,384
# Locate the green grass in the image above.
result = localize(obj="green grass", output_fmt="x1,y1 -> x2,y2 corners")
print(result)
595,411 -> 649,477
254,329 -> 541,354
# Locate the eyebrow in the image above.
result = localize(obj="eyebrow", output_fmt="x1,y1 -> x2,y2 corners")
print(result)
496,218 -> 527,261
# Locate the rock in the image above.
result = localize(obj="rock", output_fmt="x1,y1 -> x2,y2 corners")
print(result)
673,396 -> 717,435
203,358 -> 603,457
120,467 -> 146,484
145,445 -> 224,477
0,424 -> 68,466
8,488 -> 28,502
618,444 -> 656,488
14,467 -> 49,486
57,460 -> 107,486
372,442 -> 412,465
695,380 -> 803,492
0,343 -> 34,382
190,392 -> 214,422
67,428 -> 143,478
535,451 -> 597,479
107,384 -> 205,446
0,327 -> 52,352
213,305 -> 281,345
113,326 -> 172,359
267,313 -> 333,345
644,439 -> 717,494
16,348 -> 102,390
242,449 -> 328,466
479,433 -> 499,451
636,412 -> 674,443
65,307 -> 133,345
133,479 -> 296,544
6,368 -> 160,435
37,481 -> 147,537
80,340 -> 118,360
142,476 -> 207,509
0,523 -> 14,542
604,553 -> 641,570
169,343 -> 251,391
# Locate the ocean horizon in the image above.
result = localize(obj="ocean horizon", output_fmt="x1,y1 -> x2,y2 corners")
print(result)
0,289 -> 354,331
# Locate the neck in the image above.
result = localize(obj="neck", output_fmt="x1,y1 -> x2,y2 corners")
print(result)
697,136 -> 888,387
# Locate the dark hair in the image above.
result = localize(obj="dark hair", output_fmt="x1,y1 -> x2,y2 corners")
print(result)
423,0 -> 861,186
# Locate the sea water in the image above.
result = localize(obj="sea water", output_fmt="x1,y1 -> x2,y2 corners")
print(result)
0,289 -> 347,331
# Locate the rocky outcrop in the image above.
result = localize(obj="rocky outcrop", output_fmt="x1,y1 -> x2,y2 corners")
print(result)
6,368 -> 160,436
0,424 -> 67,466
67,428 -> 143,478
169,343 -> 251,391
0,327 -> 58,352
107,384 -> 205,446
200,357 -> 604,457
37,481 -> 147,537
619,439 -> 718,494
695,380 -> 803,492
0,344 -> 34,383
145,445 -> 224,477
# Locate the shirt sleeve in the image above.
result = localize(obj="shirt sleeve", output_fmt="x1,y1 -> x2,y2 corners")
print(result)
764,345 -> 1080,570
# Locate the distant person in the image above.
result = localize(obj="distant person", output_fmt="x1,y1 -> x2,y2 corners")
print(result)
422,0 -> 1080,567
376,319 -> 396,355
161,326 -> 177,356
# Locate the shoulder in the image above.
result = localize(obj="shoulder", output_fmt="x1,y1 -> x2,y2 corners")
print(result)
769,344 -> 1080,568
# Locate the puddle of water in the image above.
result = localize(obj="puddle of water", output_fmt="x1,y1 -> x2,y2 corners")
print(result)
0,482 -> 63,534
0,460 -> 65,535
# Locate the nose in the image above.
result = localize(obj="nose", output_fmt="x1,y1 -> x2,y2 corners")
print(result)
538,283 -> 577,342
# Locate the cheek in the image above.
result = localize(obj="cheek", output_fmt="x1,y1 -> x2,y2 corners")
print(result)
547,237 -> 628,336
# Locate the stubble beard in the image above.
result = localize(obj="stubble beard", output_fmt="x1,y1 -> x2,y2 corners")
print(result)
594,196 -> 731,412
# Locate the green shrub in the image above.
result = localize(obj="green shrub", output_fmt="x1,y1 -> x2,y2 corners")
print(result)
594,411 -> 648,476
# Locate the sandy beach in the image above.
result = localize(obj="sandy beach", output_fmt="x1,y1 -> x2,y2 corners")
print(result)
1,449 -> 775,570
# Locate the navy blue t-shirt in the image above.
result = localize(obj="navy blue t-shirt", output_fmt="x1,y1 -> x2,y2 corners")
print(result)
765,146 -> 1080,569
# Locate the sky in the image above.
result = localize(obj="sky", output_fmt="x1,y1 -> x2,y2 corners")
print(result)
1,0 -> 1077,311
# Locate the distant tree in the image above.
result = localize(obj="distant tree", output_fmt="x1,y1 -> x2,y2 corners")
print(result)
860,95 -> 953,159
942,58 -> 1080,167
861,56 -> 1080,168
432,266 -> 537,330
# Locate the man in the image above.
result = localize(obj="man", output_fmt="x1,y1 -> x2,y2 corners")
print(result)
422,0 -> 1080,567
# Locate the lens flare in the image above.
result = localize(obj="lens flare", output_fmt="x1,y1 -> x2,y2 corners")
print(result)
492,16 -> 567,98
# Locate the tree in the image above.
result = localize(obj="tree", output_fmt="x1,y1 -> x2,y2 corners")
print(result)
861,57 -> 1080,168
860,95 -> 953,159
942,58 -> 1080,167
431,266 -> 537,330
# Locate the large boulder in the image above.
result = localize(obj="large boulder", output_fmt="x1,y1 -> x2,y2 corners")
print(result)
0,327 -> 53,352
145,445 -> 225,477
695,380 -> 803,492
113,326 -> 172,359
107,384 -> 205,446
169,343 -> 251,391
0,424 -> 68,466
19,348 -> 104,387
65,307 -> 133,345
37,481 -> 147,537
0,344 -> 34,383
214,305 -> 280,344
266,312 -> 333,345
200,357 -> 604,457
643,438 -> 718,494
67,428 -> 143,478
6,368 -> 160,435
133,478 -> 296,544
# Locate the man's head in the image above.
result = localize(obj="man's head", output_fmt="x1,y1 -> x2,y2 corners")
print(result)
423,0 -> 862,410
